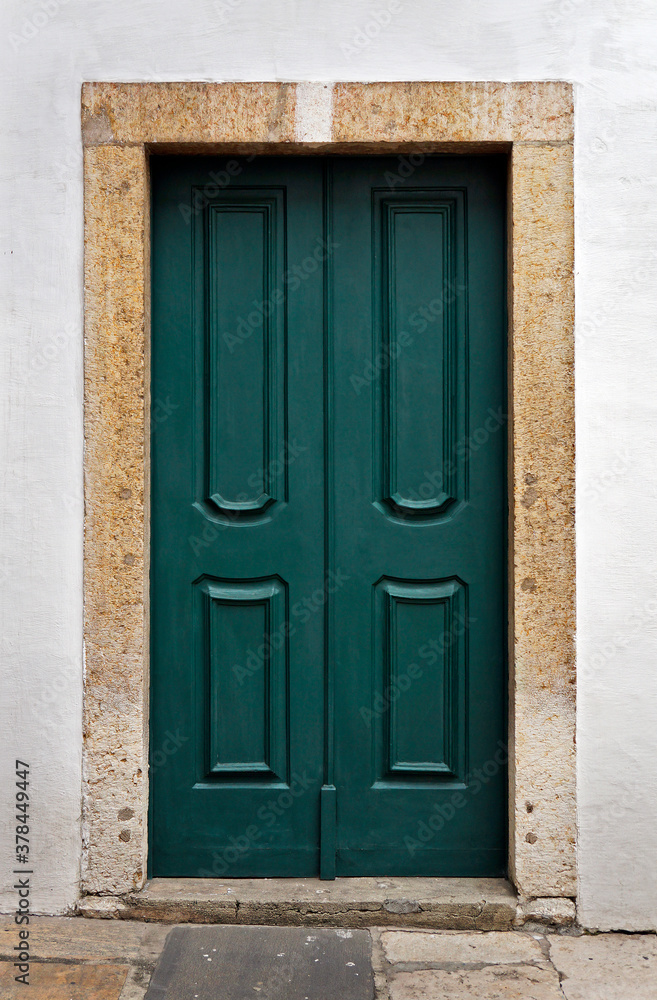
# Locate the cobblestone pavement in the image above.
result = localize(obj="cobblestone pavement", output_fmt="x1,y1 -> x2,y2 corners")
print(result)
1,916 -> 655,998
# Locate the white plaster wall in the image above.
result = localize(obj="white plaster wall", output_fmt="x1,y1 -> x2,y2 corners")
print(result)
1,0 -> 656,929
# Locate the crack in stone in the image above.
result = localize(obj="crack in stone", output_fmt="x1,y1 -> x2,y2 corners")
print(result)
389,959 -> 556,973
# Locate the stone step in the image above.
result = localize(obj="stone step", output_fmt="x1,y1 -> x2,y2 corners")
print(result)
79,876 -> 517,930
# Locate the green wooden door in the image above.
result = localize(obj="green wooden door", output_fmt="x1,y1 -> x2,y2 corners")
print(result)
150,155 -> 507,879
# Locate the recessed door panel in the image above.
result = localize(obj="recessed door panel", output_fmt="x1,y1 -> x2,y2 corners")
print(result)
201,191 -> 286,518
373,577 -> 466,782
198,577 -> 288,782
374,192 -> 466,519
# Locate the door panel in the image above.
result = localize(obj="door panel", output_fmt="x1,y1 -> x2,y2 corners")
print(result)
199,577 -> 288,781
151,158 -> 326,876
372,578 -> 466,781
150,155 -> 507,878
374,188 -> 466,518
329,158 -> 507,876
202,190 -> 286,516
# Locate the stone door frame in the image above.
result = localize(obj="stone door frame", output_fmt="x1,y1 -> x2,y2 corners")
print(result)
82,81 -> 575,904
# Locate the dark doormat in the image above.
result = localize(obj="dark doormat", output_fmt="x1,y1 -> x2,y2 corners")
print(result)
144,925 -> 374,1000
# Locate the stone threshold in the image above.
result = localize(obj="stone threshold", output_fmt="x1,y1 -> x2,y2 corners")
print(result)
78,877 -> 518,930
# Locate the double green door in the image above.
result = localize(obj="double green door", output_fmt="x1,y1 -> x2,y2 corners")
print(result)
150,155 -> 507,878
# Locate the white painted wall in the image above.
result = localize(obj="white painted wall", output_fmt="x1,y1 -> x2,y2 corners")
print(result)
1,0 -> 656,929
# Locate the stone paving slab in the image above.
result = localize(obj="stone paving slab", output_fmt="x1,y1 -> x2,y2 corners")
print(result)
0,914 -> 170,962
0,915 -> 170,1000
0,914 -> 654,1000
388,964 -> 564,999
380,928 -> 544,965
144,925 -> 373,999
549,932 -> 657,1000
0,959 -> 130,998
